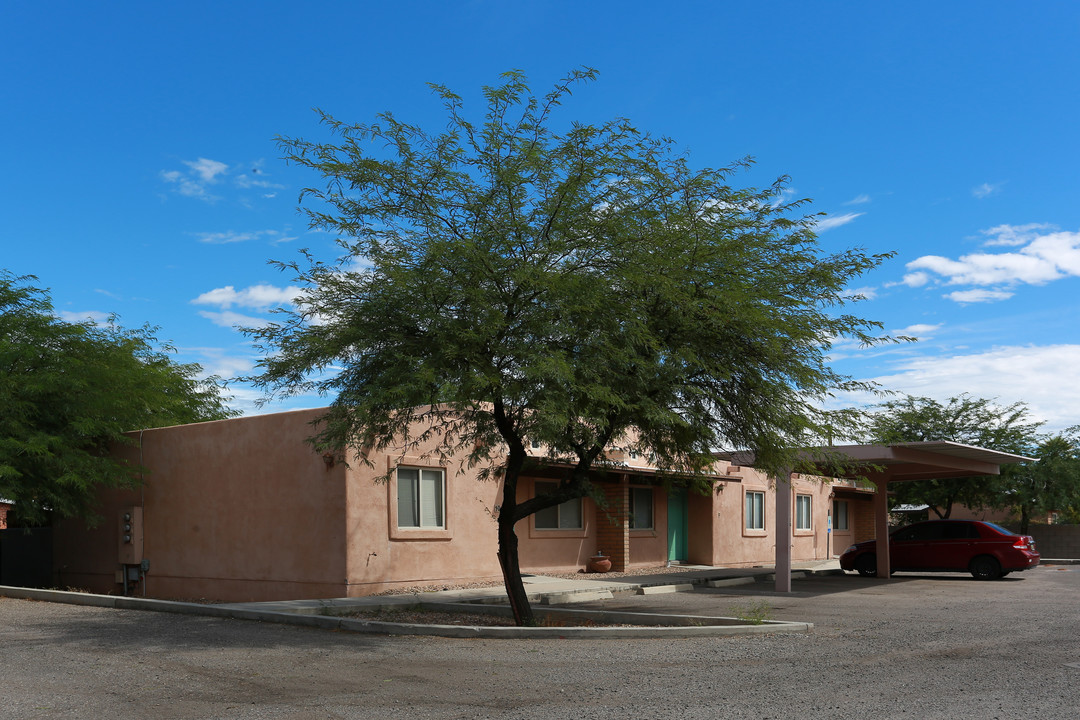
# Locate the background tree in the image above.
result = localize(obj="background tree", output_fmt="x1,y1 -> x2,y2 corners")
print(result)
248,69 -> 894,625
1010,430 -> 1080,533
862,394 -> 1043,519
0,272 -> 237,525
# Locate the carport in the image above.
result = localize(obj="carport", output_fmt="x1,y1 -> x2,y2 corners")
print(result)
728,442 -> 1034,591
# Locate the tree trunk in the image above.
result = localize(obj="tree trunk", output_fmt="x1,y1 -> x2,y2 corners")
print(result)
1019,505 -> 1030,535
492,431 -> 535,627
497,510 -> 534,626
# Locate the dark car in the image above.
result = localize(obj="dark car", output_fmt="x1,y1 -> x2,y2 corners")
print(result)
839,519 -> 1040,580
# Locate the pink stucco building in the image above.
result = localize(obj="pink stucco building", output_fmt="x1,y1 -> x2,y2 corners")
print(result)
52,409 -> 873,602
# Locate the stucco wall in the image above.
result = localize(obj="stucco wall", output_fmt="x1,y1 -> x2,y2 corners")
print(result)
513,476 -> 669,573
517,481 -> 599,574
51,409 -> 860,601
54,409 -> 350,602
696,468 -> 841,567
341,438 -> 505,594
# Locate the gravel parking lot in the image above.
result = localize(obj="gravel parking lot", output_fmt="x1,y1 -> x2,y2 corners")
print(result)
3,565 -> 1078,719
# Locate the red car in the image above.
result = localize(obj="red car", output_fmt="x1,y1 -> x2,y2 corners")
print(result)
839,519 -> 1040,580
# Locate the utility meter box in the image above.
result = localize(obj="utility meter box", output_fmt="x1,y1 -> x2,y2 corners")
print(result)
118,506 -> 143,564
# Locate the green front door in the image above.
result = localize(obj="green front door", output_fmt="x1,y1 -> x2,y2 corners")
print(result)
667,488 -> 689,563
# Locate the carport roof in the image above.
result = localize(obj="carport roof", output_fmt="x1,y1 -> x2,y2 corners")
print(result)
818,441 -> 1035,482
720,441 -> 1035,482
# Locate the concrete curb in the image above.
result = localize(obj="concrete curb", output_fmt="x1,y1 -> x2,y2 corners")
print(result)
0,584 -> 812,639
540,590 -> 614,605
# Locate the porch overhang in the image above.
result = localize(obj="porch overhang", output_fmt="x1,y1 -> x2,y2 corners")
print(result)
522,459 -> 742,484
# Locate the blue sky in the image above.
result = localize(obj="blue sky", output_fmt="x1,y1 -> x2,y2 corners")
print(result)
4,1 -> 1079,431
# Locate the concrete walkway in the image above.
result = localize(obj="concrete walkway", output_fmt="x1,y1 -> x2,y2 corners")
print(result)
1,561 -> 842,639
214,560 -> 844,617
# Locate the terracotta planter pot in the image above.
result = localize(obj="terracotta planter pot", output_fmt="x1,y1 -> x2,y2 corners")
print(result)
586,555 -> 612,573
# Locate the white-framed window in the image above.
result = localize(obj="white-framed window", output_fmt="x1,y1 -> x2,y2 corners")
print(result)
629,487 -> 654,529
796,494 -> 812,531
534,480 -> 583,529
396,467 -> 445,528
745,490 -> 765,530
833,499 -> 849,531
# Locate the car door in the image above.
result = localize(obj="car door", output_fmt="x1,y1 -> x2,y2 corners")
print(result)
890,522 -> 938,570
935,521 -> 980,570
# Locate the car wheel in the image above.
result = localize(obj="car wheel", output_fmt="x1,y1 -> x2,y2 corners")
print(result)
969,555 -> 1002,580
856,554 -> 877,577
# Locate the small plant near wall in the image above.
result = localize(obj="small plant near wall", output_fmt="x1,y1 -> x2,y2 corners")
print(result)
729,600 -> 773,625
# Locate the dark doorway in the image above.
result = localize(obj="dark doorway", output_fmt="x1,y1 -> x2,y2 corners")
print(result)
0,527 -> 53,588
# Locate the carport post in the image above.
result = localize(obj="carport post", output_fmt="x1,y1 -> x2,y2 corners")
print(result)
774,470 -> 793,592
873,477 -> 891,578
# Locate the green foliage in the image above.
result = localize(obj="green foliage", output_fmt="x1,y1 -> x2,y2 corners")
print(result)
861,394 -> 1080,529
252,68 -> 892,483
1013,430 -> 1080,531
248,69 -> 894,623
729,599 -> 773,625
0,272 -> 237,524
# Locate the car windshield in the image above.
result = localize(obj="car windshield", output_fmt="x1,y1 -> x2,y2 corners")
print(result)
982,522 -> 1015,536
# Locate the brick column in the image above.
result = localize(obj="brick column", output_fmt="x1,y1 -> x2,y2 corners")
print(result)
853,497 -> 876,543
596,477 -> 630,571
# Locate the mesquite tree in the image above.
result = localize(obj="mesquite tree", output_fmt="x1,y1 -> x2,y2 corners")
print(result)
246,69 -> 893,625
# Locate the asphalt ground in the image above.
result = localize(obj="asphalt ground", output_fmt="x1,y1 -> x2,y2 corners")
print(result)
3,564 -> 1079,719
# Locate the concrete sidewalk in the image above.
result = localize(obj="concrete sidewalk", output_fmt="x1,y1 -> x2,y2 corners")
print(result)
217,559 -> 845,615
1,560 -> 839,639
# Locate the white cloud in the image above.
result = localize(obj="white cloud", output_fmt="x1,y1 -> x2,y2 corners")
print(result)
853,344 -> 1080,432
944,288 -> 1015,303
234,171 -> 284,191
175,347 -> 325,416
197,309 -> 271,329
844,194 -> 871,206
59,310 -> 111,324
770,186 -> 799,209
194,229 -> 298,245
161,157 -> 229,201
192,283 -> 302,311
185,158 -> 228,183
840,286 -> 877,301
182,346 -> 256,379
895,323 -> 942,339
160,170 -> 213,200
161,157 -> 283,203
904,227 -> 1080,302
815,212 -> 863,232
900,271 -> 930,287
910,252 -> 1061,286
972,182 -> 1003,199
196,231 -> 262,244
981,223 -> 1056,247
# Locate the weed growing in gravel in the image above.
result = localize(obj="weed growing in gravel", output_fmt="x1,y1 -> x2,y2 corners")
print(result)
729,600 -> 773,625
